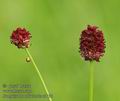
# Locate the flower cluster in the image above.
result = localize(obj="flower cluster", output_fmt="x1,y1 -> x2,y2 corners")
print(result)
79,25 -> 105,62
10,28 -> 31,48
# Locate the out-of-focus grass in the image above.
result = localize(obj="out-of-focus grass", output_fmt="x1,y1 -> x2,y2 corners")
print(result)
0,0 -> 120,101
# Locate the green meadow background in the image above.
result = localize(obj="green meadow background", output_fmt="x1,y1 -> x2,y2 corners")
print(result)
0,0 -> 119,101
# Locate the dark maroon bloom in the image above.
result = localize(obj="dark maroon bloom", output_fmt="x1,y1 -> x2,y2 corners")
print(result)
79,25 -> 105,62
10,28 -> 31,48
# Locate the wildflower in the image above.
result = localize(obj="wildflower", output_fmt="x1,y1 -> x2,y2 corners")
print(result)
79,25 -> 105,62
10,28 -> 31,48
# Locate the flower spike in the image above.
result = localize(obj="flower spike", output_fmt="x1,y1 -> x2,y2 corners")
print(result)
10,28 -> 31,48
79,25 -> 105,62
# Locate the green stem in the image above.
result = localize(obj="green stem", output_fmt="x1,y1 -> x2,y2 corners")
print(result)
25,48 -> 52,101
89,62 -> 94,101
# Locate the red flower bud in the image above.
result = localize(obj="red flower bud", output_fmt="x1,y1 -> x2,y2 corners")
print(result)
10,28 -> 31,48
79,25 -> 105,62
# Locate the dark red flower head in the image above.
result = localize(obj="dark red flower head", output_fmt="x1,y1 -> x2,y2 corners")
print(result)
10,28 -> 31,48
79,25 -> 105,62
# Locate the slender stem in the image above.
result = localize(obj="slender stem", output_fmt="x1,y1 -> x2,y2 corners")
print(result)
89,62 -> 94,101
25,48 -> 52,101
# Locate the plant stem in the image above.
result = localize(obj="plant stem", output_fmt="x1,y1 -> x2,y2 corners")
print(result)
25,48 -> 52,101
89,62 -> 94,101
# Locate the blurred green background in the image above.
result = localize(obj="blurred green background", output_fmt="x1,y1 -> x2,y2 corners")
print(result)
0,0 -> 119,101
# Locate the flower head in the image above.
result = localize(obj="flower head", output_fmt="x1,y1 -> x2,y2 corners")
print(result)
10,28 -> 31,48
79,25 -> 105,62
